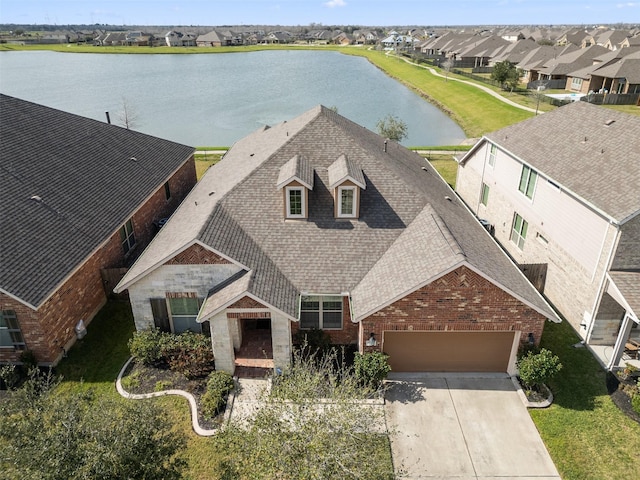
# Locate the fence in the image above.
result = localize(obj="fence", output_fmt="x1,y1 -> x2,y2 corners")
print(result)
527,79 -> 566,90
580,93 -> 640,105
101,268 -> 129,298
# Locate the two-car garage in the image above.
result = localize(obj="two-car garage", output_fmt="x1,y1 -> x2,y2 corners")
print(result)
382,331 -> 518,373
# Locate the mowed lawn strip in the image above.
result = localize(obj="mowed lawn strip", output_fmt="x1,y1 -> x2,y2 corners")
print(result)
530,320 -> 640,480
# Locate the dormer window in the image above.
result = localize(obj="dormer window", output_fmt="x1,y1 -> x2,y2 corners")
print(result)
277,155 -> 314,220
338,186 -> 357,217
286,186 -> 305,218
328,154 -> 366,219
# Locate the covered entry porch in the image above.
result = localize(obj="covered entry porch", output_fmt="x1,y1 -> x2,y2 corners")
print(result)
587,272 -> 640,370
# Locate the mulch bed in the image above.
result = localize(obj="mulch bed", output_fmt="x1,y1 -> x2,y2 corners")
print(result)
606,371 -> 640,425
121,360 -> 223,431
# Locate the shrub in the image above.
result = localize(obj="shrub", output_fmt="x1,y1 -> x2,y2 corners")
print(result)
632,394 -> 640,415
354,351 -> 391,390
129,330 -> 214,378
202,370 -> 234,418
292,328 -> 332,354
155,380 -> 173,392
166,331 -> 215,379
517,348 -> 562,389
0,364 -> 20,390
128,329 -> 168,366
19,350 -> 38,369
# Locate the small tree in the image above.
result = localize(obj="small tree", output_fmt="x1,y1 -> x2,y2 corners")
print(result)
517,348 -> 562,390
376,114 -> 408,142
117,97 -> 140,130
354,352 -> 391,390
491,60 -> 522,91
441,58 -> 454,82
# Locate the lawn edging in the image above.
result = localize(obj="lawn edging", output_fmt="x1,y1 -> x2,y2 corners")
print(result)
511,375 -> 553,408
116,356 -> 232,437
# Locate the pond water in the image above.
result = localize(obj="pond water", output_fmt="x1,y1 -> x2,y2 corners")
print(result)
0,49 -> 465,147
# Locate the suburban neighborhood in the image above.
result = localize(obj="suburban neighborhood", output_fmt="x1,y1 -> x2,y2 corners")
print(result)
1,11 -> 639,480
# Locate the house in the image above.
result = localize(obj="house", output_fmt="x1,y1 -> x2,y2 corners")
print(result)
533,45 -> 610,86
115,106 -> 557,376
455,102 -> 640,370
0,95 -> 196,366
566,48 -> 640,94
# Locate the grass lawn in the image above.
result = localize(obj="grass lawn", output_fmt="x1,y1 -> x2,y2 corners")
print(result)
195,153 -> 223,180
426,153 -> 458,188
531,320 -> 640,480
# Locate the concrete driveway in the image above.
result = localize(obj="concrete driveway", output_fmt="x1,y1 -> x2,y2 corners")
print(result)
384,373 -> 560,480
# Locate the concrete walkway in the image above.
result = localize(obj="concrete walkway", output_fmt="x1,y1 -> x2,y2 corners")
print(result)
385,373 -> 560,480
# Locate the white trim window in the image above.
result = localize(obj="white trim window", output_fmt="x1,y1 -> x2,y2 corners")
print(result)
518,165 -> 538,199
571,77 -> 583,91
338,186 -> 357,218
480,182 -> 490,206
0,310 -> 26,350
511,213 -> 528,250
286,186 -> 305,219
300,295 -> 343,330
488,144 -> 497,167
167,297 -> 202,333
120,218 -> 136,255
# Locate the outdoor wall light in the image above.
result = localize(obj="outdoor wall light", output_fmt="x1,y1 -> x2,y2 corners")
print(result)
366,332 -> 377,347
528,332 -> 535,345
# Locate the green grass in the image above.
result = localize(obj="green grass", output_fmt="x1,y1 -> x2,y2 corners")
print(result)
410,145 -> 472,151
426,153 -> 458,188
195,153 -> 223,180
602,104 -> 640,116
531,320 -> 640,480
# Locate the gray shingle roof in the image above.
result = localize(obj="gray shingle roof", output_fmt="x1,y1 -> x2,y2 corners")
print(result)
481,102 -> 640,223
277,154 -> 314,189
327,154 -> 366,189
0,94 -> 194,308
118,105 -> 557,322
608,271 -> 640,317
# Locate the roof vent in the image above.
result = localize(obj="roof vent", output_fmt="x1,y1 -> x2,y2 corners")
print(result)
130,156 -> 137,162
445,195 -> 452,202
29,195 -> 42,202
604,119 -> 615,126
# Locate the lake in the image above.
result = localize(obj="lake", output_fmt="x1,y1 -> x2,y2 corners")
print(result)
0,49 -> 465,147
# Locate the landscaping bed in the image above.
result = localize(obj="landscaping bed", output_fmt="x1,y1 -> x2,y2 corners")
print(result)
120,359 -> 225,430
607,370 -> 640,425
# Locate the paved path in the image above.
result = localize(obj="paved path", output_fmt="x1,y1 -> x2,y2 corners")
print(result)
385,373 -> 560,479
387,52 -> 538,114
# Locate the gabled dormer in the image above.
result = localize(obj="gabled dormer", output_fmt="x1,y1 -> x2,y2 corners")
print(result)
277,154 -> 314,219
327,154 -> 366,219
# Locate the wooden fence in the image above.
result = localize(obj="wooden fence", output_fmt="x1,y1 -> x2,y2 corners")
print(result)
100,268 -> 129,298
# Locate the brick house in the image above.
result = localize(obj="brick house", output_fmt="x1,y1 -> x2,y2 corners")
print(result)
116,106 -> 557,376
455,102 -> 640,370
0,95 -> 196,366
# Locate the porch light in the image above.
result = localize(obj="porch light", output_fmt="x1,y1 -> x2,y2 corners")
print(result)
366,332 -> 377,347
528,332 -> 535,346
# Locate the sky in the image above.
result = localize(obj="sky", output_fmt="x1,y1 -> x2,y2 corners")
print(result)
0,0 -> 638,27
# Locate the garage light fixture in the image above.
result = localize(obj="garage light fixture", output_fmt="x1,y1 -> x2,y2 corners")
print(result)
366,332 -> 377,347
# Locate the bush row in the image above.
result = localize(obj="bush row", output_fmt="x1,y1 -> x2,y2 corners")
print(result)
128,329 -> 214,379
201,371 -> 235,418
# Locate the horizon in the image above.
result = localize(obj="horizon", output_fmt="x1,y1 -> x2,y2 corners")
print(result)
1,0 -> 639,28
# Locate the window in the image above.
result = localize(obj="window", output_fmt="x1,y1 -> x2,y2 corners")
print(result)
164,181 -> 171,200
480,183 -> 490,206
167,297 -> 202,333
488,144 -> 497,167
120,219 -> 136,255
0,310 -> 26,350
300,295 -> 343,330
511,213 -> 528,250
571,77 -> 583,90
518,165 -> 538,199
338,186 -> 356,217
286,186 -> 305,218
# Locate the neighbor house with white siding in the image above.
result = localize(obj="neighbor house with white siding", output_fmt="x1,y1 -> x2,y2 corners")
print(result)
456,102 -> 640,370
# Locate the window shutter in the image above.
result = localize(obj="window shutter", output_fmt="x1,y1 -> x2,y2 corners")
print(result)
150,298 -> 170,332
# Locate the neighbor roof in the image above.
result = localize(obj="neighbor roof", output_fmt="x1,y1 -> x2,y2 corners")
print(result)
117,106 -> 557,322
465,102 -> 640,223
0,94 -> 194,308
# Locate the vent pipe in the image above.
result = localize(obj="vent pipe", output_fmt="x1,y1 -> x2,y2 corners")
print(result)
384,140 -> 388,153
105,111 -> 111,124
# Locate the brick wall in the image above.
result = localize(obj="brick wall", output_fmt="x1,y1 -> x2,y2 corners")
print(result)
166,242 -> 230,265
0,156 -> 197,365
359,266 -> 546,354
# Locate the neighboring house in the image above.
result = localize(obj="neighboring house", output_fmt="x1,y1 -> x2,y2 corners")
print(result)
0,95 -> 196,366
566,48 -> 640,94
533,45 -> 610,85
115,106 -> 557,377
164,31 -> 196,47
456,102 -> 640,370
